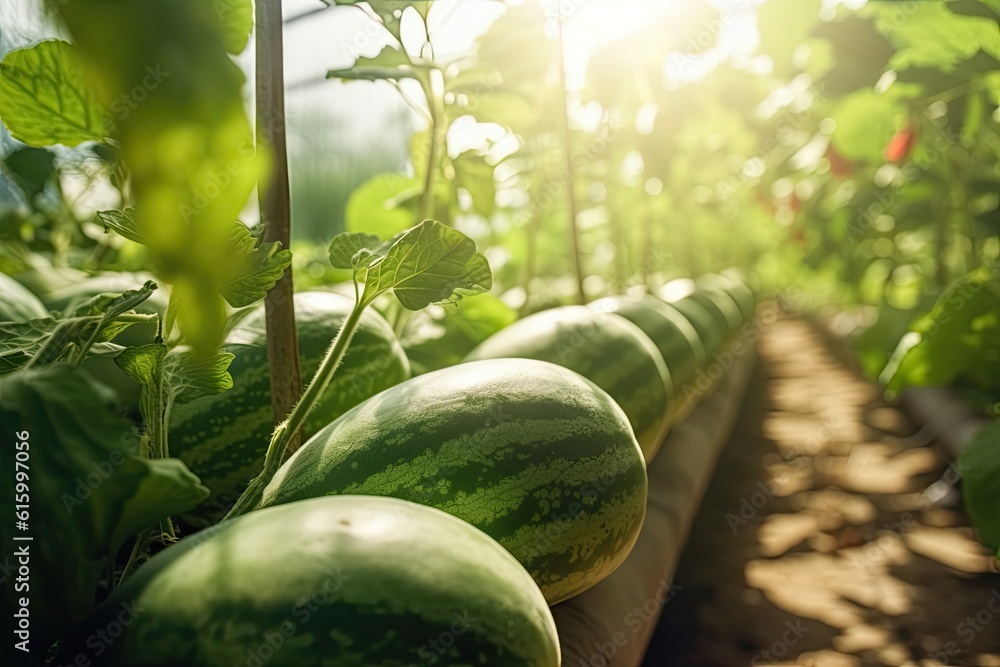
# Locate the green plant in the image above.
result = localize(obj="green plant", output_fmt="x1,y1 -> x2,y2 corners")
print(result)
226,219 -> 491,518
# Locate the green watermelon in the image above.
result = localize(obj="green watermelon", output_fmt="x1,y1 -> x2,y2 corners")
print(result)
660,289 -> 723,357
62,496 -> 560,666
690,286 -> 744,333
698,272 -> 755,323
588,295 -> 706,424
259,359 -> 648,604
464,305 -> 671,461
170,291 -> 410,523
0,272 -> 48,321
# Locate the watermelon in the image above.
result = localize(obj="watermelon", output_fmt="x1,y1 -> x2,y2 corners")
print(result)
464,306 -> 671,461
259,359 -> 648,604
661,291 -> 723,357
0,272 -> 48,321
62,496 -> 560,666
690,286 -> 744,333
588,295 -> 706,424
169,291 -> 410,523
698,273 -> 755,323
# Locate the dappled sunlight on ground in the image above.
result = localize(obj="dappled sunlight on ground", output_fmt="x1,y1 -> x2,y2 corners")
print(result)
647,318 -> 1000,667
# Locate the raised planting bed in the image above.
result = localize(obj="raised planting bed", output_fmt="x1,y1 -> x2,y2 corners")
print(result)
554,342 -> 757,666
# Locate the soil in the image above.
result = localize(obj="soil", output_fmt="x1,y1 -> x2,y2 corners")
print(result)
644,319 -> 1000,667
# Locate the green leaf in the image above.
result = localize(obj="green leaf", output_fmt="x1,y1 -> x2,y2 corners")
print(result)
0,40 -> 107,147
0,365 -> 209,646
345,172 -> 423,238
882,266 -> 1000,394
0,319 -> 59,372
211,0 -> 254,55
361,219 -> 492,309
161,347 -> 235,405
0,282 -> 158,374
219,224 -> 293,309
872,2 -> 1000,70
116,343 -> 166,386
328,45 -> 418,82
99,216 -> 291,310
2,147 -> 56,200
329,232 -> 384,270
97,207 -> 146,245
332,1 -> 432,42
113,457 -> 213,548
960,420 -> 1000,558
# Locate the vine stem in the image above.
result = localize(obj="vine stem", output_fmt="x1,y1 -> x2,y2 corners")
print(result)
225,302 -> 366,520
418,69 -> 446,223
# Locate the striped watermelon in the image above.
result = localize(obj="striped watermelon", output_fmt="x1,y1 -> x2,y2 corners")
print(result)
259,359 -> 648,604
63,496 -> 560,666
169,291 -> 410,523
464,306 -> 672,461
690,286 -> 744,333
698,273 -> 756,323
588,295 -> 706,425
662,292 -> 723,357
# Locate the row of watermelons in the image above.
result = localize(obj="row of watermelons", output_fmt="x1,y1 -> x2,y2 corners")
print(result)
3,268 -> 757,665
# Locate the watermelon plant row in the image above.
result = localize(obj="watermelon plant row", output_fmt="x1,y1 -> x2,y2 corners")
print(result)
0,202 -> 755,666
38,254 -> 756,665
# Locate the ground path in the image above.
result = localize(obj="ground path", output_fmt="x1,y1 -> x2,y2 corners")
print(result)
645,319 -> 1000,667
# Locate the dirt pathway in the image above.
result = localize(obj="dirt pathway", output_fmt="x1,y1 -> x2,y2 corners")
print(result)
644,319 -> 1000,667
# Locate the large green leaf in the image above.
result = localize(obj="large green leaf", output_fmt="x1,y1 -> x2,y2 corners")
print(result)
328,45 -> 418,82
960,420 -> 1000,558
882,266 -> 1000,394
872,1 -> 1000,70
2,147 -> 56,201
0,40 -> 107,147
360,219 -> 492,309
0,365 -> 208,651
333,1 -> 433,42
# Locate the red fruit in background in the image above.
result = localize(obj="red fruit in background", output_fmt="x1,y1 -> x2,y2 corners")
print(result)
885,120 -> 918,163
825,145 -> 854,178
